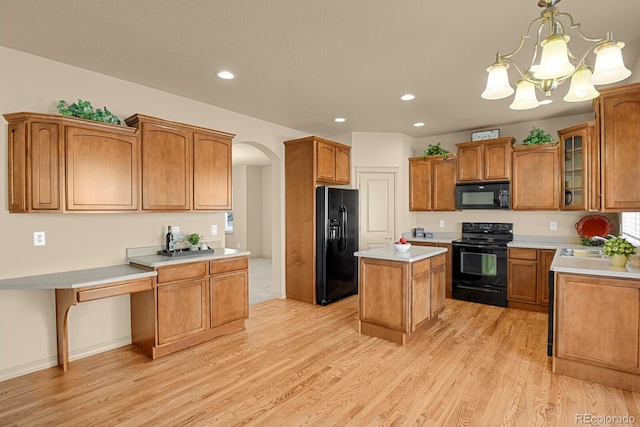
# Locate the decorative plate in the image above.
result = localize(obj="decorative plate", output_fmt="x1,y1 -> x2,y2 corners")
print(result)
575,215 -> 614,238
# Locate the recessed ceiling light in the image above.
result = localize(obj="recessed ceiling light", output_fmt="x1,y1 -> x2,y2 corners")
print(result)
401,94 -> 415,101
217,71 -> 235,80
414,122 -> 425,127
334,117 -> 346,123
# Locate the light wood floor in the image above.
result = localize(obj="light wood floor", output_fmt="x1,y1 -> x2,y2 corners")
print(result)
2,297 -> 640,426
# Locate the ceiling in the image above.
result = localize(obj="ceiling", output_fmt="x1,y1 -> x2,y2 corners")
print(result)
1,0 -> 639,151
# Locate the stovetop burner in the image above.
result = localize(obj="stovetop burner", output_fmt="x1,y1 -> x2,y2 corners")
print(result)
456,222 -> 514,245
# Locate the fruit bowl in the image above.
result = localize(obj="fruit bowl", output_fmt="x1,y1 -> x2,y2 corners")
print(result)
394,243 -> 411,252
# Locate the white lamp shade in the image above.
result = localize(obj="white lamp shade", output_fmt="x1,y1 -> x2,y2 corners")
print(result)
564,67 -> 600,102
590,43 -> 632,85
534,35 -> 576,80
510,80 -> 540,110
481,63 -> 514,100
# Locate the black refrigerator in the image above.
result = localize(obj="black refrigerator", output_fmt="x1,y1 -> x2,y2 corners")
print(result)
316,187 -> 359,306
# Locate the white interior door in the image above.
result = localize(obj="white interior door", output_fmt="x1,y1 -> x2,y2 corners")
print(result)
357,170 -> 396,249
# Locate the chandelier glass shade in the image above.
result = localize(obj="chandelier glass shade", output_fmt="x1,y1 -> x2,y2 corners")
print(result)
481,0 -> 632,110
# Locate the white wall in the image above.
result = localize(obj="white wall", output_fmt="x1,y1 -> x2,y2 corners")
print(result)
347,132 -> 415,238
262,165 -> 273,258
227,165 -> 248,251
247,165 -> 264,256
0,47 -> 305,380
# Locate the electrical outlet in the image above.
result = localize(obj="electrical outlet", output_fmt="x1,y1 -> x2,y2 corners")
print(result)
237,243 -> 240,249
550,221 -> 558,231
439,219 -> 445,228
211,225 -> 218,235
34,231 -> 46,246
172,226 -> 180,234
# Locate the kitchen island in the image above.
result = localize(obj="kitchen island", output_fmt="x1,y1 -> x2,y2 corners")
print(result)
551,249 -> 640,391
354,245 -> 447,344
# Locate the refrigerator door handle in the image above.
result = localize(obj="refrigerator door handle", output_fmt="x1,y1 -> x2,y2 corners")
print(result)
339,206 -> 347,253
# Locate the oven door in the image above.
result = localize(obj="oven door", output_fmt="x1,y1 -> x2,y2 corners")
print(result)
452,242 -> 508,306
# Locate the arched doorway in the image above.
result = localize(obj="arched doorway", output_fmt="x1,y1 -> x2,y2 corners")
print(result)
230,141 -> 284,303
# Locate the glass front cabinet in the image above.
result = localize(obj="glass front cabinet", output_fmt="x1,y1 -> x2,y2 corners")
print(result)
557,122 -> 594,211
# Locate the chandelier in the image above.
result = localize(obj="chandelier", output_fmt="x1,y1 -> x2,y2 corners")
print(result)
481,0 -> 632,110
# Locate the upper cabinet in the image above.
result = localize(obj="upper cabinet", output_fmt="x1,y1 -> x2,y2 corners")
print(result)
557,122 -> 594,211
593,82 -> 640,212
4,112 -> 234,213
511,143 -> 560,210
4,112 -> 139,213
409,155 -> 456,211
315,139 -> 351,184
455,137 -> 514,182
125,114 -> 234,212
65,124 -> 139,211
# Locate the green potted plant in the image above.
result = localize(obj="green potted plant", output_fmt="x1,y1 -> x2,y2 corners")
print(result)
185,233 -> 204,251
602,235 -> 636,267
57,99 -> 122,125
423,142 -> 451,160
522,127 -> 555,146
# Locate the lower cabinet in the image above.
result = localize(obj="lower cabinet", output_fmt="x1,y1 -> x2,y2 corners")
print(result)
554,273 -> 640,391
507,248 -> 554,312
359,253 -> 446,344
210,257 -> 249,328
157,278 -> 208,345
131,256 -> 249,359
412,242 -> 453,298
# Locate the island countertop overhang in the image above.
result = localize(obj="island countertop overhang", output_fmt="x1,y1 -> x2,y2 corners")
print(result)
354,245 -> 447,263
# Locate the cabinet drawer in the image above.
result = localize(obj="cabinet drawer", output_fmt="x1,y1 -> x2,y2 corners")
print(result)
211,257 -> 248,275
430,253 -> 446,269
77,278 -> 153,302
412,258 -> 431,277
157,262 -> 208,283
509,248 -> 538,260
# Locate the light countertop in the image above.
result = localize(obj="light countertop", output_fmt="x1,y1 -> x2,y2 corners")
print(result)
0,264 -> 157,290
354,245 -> 447,263
127,248 -> 251,268
551,249 -> 640,280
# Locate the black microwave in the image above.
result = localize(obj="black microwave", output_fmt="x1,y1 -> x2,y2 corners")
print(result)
455,181 -> 510,210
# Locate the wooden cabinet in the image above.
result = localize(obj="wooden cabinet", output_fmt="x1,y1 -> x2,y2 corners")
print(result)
317,140 -> 350,184
507,247 -> 554,311
409,155 -> 456,211
284,136 -> 352,304
4,112 -> 139,213
125,114 -> 234,211
511,144 -> 560,210
65,125 -> 139,211
359,253 -> 446,344
593,82 -> 640,211
455,137 -> 514,182
210,257 -> 249,328
558,122 -> 594,211
157,278 -> 208,345
6,116 -> 61,212
412,241 -> 453,298
554,273 -> 640,391
4,111 -> 233,213
131,256 -> 248,359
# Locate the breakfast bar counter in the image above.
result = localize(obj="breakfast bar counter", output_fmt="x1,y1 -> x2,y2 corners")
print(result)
354,245 -> 447,344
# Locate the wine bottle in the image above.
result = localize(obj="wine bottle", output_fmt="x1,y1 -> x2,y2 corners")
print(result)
166,226 -> 175,252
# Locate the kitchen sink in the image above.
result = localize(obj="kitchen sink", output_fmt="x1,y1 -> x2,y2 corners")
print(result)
561,248 -> 604,258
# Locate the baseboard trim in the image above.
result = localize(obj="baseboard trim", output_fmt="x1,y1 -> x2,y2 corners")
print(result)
0,336 -> 132,382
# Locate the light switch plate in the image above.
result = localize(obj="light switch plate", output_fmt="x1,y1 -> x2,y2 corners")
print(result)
211,225 -> 218,235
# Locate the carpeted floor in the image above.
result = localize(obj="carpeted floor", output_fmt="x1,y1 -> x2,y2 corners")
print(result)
248,257 -> 273,306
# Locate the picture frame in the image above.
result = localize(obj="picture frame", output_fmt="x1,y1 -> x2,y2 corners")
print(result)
471,129 -> 500,141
